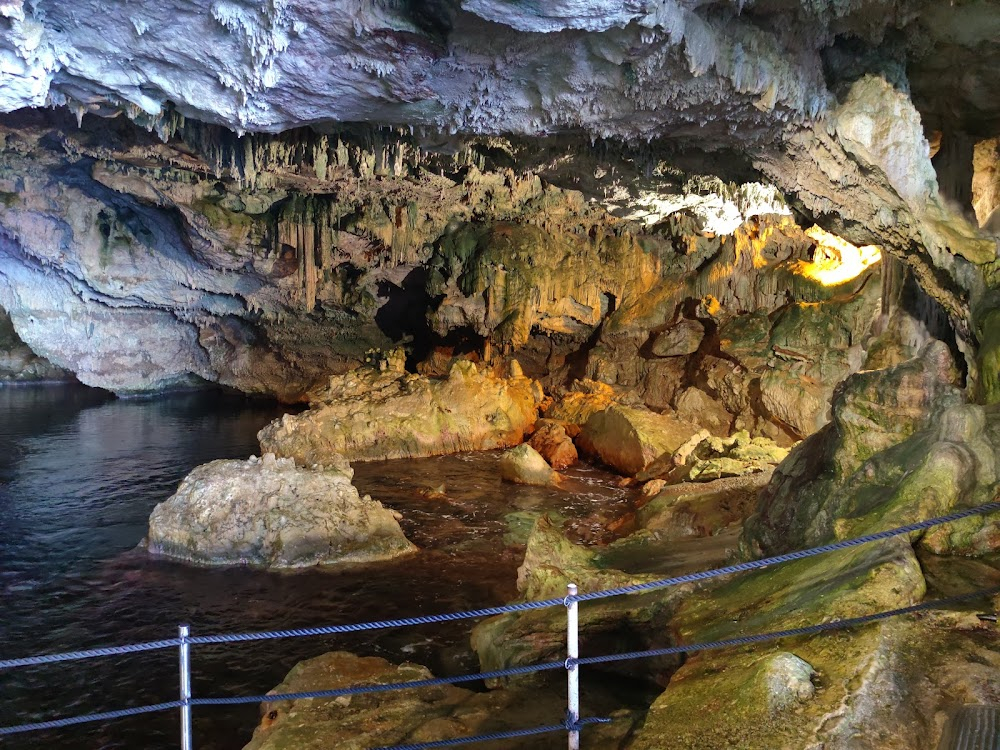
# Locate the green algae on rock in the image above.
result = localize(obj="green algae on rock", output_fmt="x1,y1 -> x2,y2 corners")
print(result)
472,515 -> 688,687
633,471 -> 774,541
241,650 -> 637,750
627,538 -> 927,750
742,341 -> 984,557
146,453 -> 415,568
258,358 -> 542,464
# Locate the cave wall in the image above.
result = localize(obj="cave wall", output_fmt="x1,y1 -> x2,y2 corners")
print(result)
0,107 -> 927,450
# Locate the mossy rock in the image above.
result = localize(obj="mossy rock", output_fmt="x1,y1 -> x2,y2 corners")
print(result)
471,516 -> 688,685
627,538 -> 928,750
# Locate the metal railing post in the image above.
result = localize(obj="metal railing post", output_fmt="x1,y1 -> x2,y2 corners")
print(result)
178,625 -> 193,750
566,583 -> 580,750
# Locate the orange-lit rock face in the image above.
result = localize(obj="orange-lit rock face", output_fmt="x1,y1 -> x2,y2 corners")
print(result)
794,226 -> 882,287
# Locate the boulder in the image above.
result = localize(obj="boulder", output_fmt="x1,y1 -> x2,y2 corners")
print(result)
258,359 -> 542,464
527,419 -> 578,469
577,405 -> 701,476
146,454 -> 416,568
650,318 -> 704,357
763,653 -> 817,712
497,444 -> 561,487
544,378 -> 617,426
242,651 -> 636,750
673,387 -> 733,437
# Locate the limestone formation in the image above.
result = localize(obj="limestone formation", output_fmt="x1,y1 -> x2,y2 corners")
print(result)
258,359 -> 542,464
0,306 -> 68,382
577,405 -> 702,476
146,454 -> 415,568
743,342 -> 1000,557
628,538 -> 927,750
497,444 -> 561,487
242,650 -> 634,750
527,419 -> 578,470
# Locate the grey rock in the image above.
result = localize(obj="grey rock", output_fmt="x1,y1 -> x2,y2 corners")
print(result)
146,453 -> 416,568
764,653 -> 816,712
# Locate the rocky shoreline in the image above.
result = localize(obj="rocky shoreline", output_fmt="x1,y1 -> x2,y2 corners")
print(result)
135,325 -> 999,749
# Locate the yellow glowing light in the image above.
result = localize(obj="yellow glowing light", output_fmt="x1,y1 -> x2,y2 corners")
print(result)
797,226 -> 882,286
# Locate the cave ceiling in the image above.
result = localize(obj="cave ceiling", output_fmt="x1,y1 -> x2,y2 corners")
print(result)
0,1 -> 998,399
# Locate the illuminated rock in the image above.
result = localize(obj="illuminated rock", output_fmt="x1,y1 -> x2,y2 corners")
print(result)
497,444 -> 561,487
258,359 -> 542,463
146,454 -> 415,568
527,419 -> 578,470
577,404 -> 702,476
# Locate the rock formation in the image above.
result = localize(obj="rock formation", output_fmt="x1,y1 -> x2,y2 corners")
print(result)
1,2 -> 1000,749
258,357 -> 542,463
146,453 -> 415,568
242,650 -> 635,750
497,444 -> 561,487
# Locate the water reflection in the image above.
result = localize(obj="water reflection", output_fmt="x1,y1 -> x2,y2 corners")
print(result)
0,385 -> 637,750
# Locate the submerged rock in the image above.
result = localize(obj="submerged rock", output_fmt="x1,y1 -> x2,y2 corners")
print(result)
498,444 -> 561,487
577,405 -> 701,476
146,454 -> 415,568
258,359 -> 542,463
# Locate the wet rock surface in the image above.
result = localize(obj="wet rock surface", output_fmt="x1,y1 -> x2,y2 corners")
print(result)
146,453 -> 416,568
627,538 -> 929,750
744,342 -> 1000,557
471,515 -> 688,687
242,651 -> 636,750
527,419 -> 578,470
498,444 -> 561,487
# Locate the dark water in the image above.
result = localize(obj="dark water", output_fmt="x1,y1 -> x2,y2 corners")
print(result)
0,385 -> 639,750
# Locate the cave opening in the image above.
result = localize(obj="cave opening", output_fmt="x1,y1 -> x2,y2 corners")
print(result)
374,267 -> 487,371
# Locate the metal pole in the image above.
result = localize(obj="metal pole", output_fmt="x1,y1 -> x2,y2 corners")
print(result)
178,624 -> 193,750
566,583 -> 580,750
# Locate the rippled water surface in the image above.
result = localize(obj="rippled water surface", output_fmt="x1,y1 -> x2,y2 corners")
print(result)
0,385 -> 640,750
